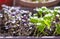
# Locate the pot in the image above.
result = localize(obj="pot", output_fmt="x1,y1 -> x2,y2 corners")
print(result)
16,0 -> 59,8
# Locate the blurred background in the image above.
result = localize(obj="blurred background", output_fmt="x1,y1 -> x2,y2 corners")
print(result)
0,0 -> 60,9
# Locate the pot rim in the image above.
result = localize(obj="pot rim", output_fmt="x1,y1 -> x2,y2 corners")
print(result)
0,36 -> 60,38
20,0 -> 58,4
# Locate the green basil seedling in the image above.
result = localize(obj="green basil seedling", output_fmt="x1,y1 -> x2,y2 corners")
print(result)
30,17 -> 39,23
36,23 -> 46,33
55,23 -> 60,34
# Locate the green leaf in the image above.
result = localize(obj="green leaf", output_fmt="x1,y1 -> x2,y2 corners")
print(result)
30,17 -> 38,23
43,19 -> 51,29
41,7 -> 48,10
53,10 -> 58,16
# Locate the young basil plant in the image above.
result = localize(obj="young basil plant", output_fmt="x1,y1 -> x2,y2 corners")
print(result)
30,17 -> 39,23
30,17 -> 46,33
43,13 -> 54,29
36,8 -> 43,17
55,23 -> 60,34
35,7 -> 51,17
53,7 -> 59,17
36,23 -> 46,33
30,7 -> 60,35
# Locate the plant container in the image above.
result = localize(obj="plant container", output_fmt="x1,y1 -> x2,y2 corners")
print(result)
15,0 -> 59,8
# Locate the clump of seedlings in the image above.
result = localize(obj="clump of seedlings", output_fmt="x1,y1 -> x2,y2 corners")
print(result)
0,5 -> 35,36
30,6 -> 60,36
0,5 -> 60,36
